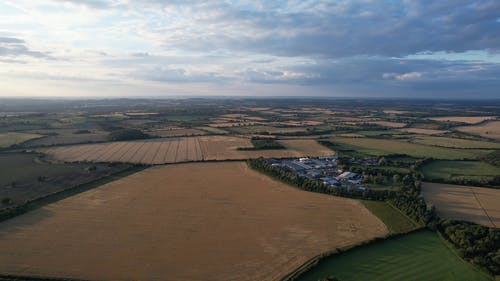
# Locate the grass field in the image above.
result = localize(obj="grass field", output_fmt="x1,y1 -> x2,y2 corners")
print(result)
456,121 -> 500,140
362,200 -> 419,234
411,136 -> 500,149
296,230 -> 492,281
0,162 -> 387,281
44,136 -> 334,164
23,129 -> 109,147
0,132 -> 43,148
0,152 -> 129,207
419,160 -> 500,182
329,137 -> 490,159
398,128 -> 448,135
422,182 -> 500,228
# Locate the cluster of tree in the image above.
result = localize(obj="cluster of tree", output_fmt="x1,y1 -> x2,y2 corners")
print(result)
247,158 -> 396,201
389,193 -> 436,225
437,220 -> 500,276
109,129 -> 151,141
426,176 -> 500,189
238,137 -> 285,150
483,150 -> 500,167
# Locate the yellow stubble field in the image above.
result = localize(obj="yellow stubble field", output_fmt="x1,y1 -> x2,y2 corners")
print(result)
44,136 -> 334,164
0,162 -> 388,281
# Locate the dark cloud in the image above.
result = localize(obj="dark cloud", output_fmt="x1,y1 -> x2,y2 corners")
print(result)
156,0 -> 500,58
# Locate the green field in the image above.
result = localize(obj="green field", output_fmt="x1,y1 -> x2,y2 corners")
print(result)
0,132 -> 43,148
419,160 -> 500,182
329,137 -> 490,159
412,136 -> 500,149
297,230 -> 492,281
362,200 -> 419,234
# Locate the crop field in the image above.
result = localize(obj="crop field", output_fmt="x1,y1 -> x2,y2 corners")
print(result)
421,182 -> 500,228
430,116 -> 496,124
328,137 -> 490,159
456,121 -> 500,140
397,128 -> 448,135
296,230 -> 492,281
226,125 -> 309,135
419,160 -> 500,182
0,162 -> 388,281
411,136 -> 500,149
361,200 -> 419,234
44,136 -> 333,164
0,132 -> 43,148
368,121 -> 406,128
148,128 -> 206,137
0,152 -> 129,207
23,129 -> 109,147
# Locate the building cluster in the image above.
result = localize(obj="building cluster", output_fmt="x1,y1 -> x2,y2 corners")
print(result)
266,157 -> 368,191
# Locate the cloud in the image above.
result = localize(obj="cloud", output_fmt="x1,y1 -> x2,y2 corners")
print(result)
383,72 -> 423,81
0,37 -> 52,59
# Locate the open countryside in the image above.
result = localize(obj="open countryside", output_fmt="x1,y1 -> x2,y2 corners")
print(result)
421,182 -> 500,228
44,136 -> 333,164
0,162 -> 387,281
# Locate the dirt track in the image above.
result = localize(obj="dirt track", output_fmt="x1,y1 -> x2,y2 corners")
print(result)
0,162 -> 387,281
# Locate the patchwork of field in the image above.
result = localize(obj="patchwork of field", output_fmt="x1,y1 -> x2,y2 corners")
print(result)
430,116 -> 496,124
455,121 -> 500,140
44,136 -> 333,164
411,136 -> 500,149
329,137 -> 490,159
0,132 -> 43,148
297,230 -> 491,281
0,162 -> 388,281
422,182 -> 500,228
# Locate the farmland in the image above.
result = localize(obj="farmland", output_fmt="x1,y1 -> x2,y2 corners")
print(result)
362,200 -> 419,234
147,128 -> 206,137
296,230 -> 492,281
421,182 -> 500,228
327,137 -> 490,159
0,162 -> 387,281
23,129 -> 109,147
419,160 -> 500,183
397,128 -> 448,135
411,136 -> 500,149
455,121 -> 500,140
0,132 -> 42,148
430,116 -> 496,124
44,136 -> 334,164
0,152 -> 130,208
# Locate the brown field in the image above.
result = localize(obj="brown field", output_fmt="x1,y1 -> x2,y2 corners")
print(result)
397,128 -> 448,135
455,121 -> 500,140
44,136 -> 333,164
383,110 -> 409,115
421,182 -> 500,228
148,128 -> 206,137
0,162 -> 388,281
430,116 -> 496,124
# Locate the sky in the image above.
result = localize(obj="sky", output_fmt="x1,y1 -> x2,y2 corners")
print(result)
1,0 -> 500,98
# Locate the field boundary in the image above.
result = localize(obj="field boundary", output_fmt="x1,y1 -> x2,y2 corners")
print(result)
279,228 -> 425,281
0,165 -> 147,223
436,230 -> 496,280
